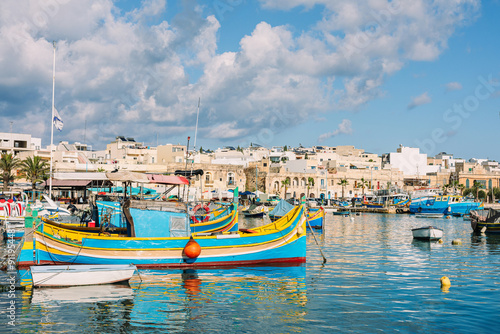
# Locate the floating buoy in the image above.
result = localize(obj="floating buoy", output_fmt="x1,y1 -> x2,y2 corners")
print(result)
183,236 -> 201,259
451,239 -> 462,245
445,215 -> 452,219
438,239 -> 443,244
440,276 -> 451,288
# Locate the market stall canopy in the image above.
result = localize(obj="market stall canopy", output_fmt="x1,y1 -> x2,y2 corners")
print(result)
105,171 -> 150,183
147,174 -> 189,185
41,179 -> 92,187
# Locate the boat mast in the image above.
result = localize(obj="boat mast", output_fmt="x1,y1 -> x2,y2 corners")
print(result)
193,97 -> 200,151
49,41 -> 56,198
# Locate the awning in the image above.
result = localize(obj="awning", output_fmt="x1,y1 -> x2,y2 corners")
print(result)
147,174 -> 189,185
105,171 -> 150,183
42,179 -> 92,187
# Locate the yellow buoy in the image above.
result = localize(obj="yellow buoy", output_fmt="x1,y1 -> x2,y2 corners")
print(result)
438,239 -> 443,244
297,226 -> 304,235
451,239 -> 462,245
441,276 -> 451,288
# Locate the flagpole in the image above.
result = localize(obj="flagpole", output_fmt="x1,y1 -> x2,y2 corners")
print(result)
49,41 -> 56,198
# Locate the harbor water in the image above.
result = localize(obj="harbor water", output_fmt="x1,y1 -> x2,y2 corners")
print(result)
1,213 -> 499,333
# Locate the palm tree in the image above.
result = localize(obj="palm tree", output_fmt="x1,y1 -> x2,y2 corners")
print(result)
442,183 -> 450,195
307,177 -> 314,198
358,177 -> 369,197
20,156 -> 49,196
281,178 -> 290,199
0,153 -> 21,192
472,180 -> 485,200
338,178 -> 349,200
457,183 -> 465,196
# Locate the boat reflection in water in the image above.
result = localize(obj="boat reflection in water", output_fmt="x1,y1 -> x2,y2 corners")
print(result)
128,265 -> 307,332
30,284 -> 134,305
20,264 -> 307,332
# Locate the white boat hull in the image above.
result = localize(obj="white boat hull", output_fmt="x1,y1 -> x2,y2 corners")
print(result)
412,226 -> 443,241
415,213 -> 443,218
30,264 -> 137,287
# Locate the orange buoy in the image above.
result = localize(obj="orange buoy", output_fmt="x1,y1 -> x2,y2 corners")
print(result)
183,236 -> 201,259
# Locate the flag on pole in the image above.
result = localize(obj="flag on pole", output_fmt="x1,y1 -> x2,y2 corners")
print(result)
53,107 -> 63,131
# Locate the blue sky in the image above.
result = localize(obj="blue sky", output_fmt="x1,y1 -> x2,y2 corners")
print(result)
0,0 -> 498,161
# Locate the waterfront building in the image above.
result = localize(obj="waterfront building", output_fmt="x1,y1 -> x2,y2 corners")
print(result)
106,136 -> 157,165
0,132 -> 42,155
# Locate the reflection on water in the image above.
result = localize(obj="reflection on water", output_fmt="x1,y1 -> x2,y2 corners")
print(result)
1,213 -> 500,332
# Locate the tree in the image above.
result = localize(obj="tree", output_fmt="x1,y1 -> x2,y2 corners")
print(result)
20,156 -> 49,197
457,183 -> 465,196
338,178 -> 349,200
472,180 -> 485,200
357,177 -> 369,196
0,153 -> 21,192
305,153 -> 309,160
283,145 -> 288,151
442,183 -> 450,195
281,178 -> 290,199
97,167 -> 105,172
307,177 -> 314,198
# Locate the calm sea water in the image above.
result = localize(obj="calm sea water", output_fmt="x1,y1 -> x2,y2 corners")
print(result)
1,213 -> 499,333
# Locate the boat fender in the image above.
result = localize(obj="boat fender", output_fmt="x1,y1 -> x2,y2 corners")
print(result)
438,239 -> 443,244
451,239 -> 462,245
447,206 -> 451,212
297,226 -> 304,236
183,236 -> 201,259
417,207 -> 422,213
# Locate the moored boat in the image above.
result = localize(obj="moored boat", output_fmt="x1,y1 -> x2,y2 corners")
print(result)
409,195 -> 482,215
17,198 -> 307,269
307,207 -> 324,229
30,264 -> 137,287
411,226 -> 443,241
470,208 -> 500,234
415,213 -> 443,218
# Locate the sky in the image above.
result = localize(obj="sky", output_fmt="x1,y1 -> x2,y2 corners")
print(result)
0,0 -> 499,161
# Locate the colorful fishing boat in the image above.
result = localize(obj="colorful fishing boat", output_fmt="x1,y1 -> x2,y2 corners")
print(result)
307,207 -> 324,229
242,204 -> 265,218
470,208 -> 500,234
409,195 -> 483,216
268,200 -> 295,222
17,198 -> 307,269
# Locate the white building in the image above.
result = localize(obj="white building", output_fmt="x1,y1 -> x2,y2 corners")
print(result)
0,132 -> 42,155
385,145 -> 439,176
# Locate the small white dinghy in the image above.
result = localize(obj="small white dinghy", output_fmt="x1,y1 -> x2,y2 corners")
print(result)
411,226 -> 443,241
415,213 -> 444,218
30,264 -> 137,287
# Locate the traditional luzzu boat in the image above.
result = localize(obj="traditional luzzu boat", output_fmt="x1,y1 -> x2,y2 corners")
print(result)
241,204 -> 265,218
95,195 -> 238,235
307,207 -> 324,229
409,195 -> 483,216
470,208 -> 500,234
17,192 -> 307,269
268,200 -> 295,222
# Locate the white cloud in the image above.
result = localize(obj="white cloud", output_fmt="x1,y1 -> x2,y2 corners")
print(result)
318,119 -> 353,142
445,81 -> 463,91
0,0 -> 481,149
407,92 -> 431,110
